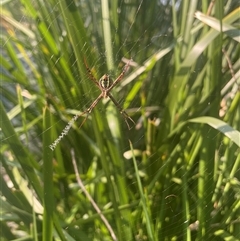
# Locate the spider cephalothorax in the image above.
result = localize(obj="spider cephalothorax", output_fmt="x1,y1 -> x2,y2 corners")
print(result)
99,74 -> 112,98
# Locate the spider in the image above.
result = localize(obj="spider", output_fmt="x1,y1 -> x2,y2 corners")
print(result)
49,58 -> 135,150
79,57 -> 135,129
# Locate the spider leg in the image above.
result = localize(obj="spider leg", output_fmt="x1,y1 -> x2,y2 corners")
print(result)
84,58 -> 100,87
107,58 -> 132,92
78,93 -> 103,128
108,93 -> 135,129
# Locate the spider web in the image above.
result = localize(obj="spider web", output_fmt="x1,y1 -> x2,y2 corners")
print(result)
1,0 -> 239,240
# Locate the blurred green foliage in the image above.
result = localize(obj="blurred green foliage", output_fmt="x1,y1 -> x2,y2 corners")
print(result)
1,0 -> 240,240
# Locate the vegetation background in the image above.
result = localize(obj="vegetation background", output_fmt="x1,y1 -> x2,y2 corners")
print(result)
1,0 -> 240,240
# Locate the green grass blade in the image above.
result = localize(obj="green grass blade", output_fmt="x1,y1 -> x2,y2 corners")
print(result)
42,106 -> 54,240
189,116 -> 240,147
0,101 -> 43,200
129,140 -> 155,241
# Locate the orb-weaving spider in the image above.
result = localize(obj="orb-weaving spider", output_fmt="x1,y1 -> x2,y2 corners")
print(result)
81,57 -> 135,129
49,58 -> 135,150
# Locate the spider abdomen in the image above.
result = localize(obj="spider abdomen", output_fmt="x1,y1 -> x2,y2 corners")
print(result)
99,74 -> 112,90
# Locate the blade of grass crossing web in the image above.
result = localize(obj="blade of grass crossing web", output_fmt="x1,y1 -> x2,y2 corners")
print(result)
101,0 -> 114,70
105,136 -> 133,240
16,85 -> 29,143
181,167 -> 191,240
32,198 -> 39,241
42,106 -> 54,240
129,140 -> 155,241
180,1 -> 198,59
189,117 -> 240,147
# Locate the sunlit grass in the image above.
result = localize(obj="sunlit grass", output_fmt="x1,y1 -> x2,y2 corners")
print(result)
1,1 -> 240,240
